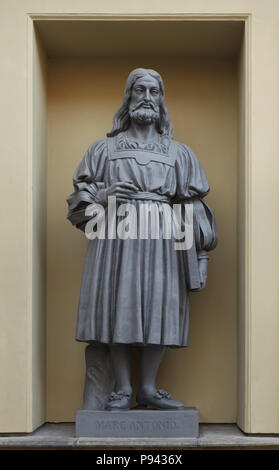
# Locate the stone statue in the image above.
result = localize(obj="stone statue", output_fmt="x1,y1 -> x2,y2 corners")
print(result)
67,68 -> 217,412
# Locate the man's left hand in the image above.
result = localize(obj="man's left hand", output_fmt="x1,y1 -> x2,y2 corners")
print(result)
192,258 -> 208,292
198,258 -> 208,290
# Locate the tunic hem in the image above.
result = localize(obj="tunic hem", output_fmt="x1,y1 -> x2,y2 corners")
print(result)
75,337 -> 188,349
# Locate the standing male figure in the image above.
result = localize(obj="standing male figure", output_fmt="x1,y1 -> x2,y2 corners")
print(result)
67,68 -> 217,410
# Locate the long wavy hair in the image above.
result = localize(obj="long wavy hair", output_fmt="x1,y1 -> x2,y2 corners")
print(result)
107,68 -> 173,137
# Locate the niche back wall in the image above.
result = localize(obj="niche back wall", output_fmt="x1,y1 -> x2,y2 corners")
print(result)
47,56 -> 237,422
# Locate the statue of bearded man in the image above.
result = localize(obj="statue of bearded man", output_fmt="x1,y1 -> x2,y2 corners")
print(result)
67,68 -> 218,411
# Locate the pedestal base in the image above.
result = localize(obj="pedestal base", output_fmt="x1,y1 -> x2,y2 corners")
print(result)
75,408 -> 199,438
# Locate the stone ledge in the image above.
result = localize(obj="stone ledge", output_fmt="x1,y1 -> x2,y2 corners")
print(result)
1,423 -> 279,448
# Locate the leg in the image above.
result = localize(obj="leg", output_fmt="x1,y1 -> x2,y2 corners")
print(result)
138,345 -> 165,395
106,344 -> 133,410
109,343 -> 132,394
136,345 -> 184,410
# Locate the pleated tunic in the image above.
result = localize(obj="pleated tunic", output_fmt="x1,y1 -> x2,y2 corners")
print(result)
67,133 -> 217,347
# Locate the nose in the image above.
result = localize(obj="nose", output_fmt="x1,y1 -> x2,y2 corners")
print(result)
144,89 -> 151,101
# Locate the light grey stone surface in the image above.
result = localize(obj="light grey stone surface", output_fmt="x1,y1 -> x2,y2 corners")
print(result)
76,408 -> 198,438
1,423 -> 279,448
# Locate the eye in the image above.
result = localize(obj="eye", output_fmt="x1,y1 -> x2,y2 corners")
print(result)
151,88 -> 159,96
134,86 -> 144,93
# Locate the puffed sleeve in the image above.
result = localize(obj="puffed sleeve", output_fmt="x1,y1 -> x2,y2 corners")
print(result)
66,139 -> 107,231
175,143 -> 218,256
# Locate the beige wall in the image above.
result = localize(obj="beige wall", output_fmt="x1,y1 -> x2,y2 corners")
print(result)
29,29 -> 48,431
47,56 -> 237,423
237,33 -> 247,432
1,0 -> 279,433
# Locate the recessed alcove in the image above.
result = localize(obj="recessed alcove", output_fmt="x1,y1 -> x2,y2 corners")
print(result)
31,18 -> 246,428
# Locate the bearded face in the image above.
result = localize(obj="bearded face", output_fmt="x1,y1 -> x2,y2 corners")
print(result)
128,75 -> 161,126
129,102 -> 160,125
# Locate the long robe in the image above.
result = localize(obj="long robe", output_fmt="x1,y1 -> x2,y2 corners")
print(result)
67,133 -> 217,347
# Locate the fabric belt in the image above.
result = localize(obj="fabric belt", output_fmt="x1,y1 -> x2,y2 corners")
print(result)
126,191 -> 171,203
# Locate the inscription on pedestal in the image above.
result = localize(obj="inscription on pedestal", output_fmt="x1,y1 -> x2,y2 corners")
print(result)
95,417 -> 179,432
76,408 -> 199,438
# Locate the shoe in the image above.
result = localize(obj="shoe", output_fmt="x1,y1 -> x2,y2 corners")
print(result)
136,389 -> 184,410
106,390 -> 132,410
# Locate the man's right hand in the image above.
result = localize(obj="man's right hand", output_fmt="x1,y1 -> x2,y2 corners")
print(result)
95,181 -> 139,205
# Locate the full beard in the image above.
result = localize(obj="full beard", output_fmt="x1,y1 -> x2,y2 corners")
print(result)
129,107 -> 160,126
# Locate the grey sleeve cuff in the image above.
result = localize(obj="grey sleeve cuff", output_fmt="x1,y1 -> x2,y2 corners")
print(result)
197,250 -> 209,260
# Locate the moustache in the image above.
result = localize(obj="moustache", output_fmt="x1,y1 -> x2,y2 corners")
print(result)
130,102 -> 159,112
